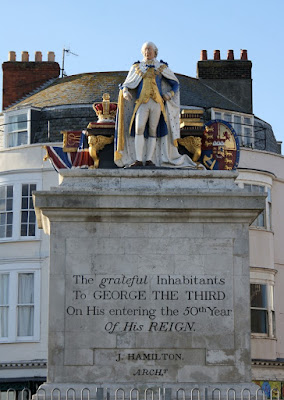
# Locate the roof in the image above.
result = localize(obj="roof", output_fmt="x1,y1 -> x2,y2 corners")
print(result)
7,71 -> 246,113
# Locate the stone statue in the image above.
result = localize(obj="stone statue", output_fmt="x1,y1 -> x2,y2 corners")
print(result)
114,42 -> 200,168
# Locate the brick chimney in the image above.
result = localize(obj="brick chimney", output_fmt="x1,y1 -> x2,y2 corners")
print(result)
2,51 -> 60,110
197,49 -> 252,114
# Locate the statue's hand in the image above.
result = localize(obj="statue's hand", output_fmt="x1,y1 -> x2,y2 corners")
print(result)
123,88 -> 132,101
163,92 -> 171,101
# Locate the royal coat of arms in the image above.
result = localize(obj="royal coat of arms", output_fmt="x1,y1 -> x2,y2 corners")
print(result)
201,120 -> 240,170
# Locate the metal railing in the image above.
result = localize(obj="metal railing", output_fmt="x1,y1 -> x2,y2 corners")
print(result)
0,387 -> 281,400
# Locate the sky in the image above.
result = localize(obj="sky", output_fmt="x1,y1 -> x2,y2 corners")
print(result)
1,0 -> 284,147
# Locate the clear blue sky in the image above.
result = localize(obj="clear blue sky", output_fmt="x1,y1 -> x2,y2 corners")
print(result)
1,0 -> 284,147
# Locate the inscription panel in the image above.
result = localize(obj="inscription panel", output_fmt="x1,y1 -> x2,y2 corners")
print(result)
65,273 -> 233,338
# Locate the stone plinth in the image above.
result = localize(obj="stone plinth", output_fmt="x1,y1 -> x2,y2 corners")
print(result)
33,169 -> 265,394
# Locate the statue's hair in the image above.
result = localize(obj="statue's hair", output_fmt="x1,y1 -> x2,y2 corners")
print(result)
141,42 -> 158,57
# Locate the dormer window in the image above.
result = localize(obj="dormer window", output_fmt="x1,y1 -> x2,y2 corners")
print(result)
7,113 -> 28,147
4,109 -> 31,148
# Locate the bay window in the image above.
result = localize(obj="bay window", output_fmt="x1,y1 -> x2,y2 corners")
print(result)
0,269 -> 40,342
0,181 -> 38,241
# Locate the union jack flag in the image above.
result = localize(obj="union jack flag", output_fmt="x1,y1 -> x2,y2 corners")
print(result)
44,132 -> 94,172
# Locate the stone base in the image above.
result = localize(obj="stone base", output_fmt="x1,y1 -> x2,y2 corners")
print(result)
33,170 -> 266,391
34,382 -> 261,400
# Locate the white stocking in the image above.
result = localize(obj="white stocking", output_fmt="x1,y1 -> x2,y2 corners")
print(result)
146,137 -> 157,161
135,135 -> 145,161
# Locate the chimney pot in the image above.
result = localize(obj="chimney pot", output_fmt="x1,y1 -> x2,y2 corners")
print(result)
35,51 -> 42,62
227,50 -> 234,60
47,51 -> 55,62
21,51 -> 29,62
240,49 -> 248,60
8,51 -> 16,62
200,50 -> 207,61
214,50 -> 220,60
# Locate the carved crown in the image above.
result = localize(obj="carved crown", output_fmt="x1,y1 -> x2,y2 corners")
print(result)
93,93 -> 118,123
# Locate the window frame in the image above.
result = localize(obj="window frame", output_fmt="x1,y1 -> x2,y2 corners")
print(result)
211,108 -> 254,148
20,183 -> 37,237
0,185 -> 13,239
0,265 -> 40,343
250,282 -> 275,338
238,181 -> 272,231
3,109 -> 31,149
0,175 -> 41,242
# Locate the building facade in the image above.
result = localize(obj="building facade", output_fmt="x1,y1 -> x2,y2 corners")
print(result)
0,50 -> 283,397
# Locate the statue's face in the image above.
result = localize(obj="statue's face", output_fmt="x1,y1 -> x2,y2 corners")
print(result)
144,45 -> 155,61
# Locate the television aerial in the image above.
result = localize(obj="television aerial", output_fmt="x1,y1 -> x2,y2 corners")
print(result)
61,48 -> 78,78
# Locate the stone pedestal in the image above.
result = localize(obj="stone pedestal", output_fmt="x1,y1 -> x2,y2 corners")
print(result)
33,170 -> 265,398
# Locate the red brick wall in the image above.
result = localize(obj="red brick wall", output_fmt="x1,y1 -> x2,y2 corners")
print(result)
2,61 -> 60,110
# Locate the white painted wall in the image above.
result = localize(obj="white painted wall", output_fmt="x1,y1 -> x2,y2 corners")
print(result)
239,149 -> 284,377
0,144 -> 58,380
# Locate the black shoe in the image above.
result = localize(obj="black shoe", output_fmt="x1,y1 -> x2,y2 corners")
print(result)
129,160 -> 143,168
145,160 -> 156,167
